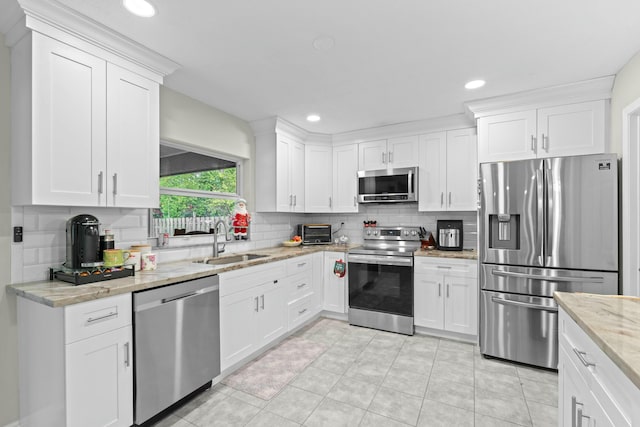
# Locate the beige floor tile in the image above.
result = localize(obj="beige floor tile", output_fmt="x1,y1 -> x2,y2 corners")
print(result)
516,366 -> 558,385
521,377 -> 558,407
425,376 -> 475,412
474,389 -> 532,426
527,400 -> 558,427
264,386 -> 323,424
360,411 -> 412,426
290,366 -> 341,396
326,376 -> 379,409
190,395 -> 261,426
430,359 -> 474,387
369,386 -> 423,426
245,410 -> 301,427
475,369 -> 525,398
303,398 -> 365,427
434,348 -> 474,367
438,339 -> 476,353
417,399 -> 474,427
150,414 -> 195,427
474,414 -> 524,426
381,366 -> 429,397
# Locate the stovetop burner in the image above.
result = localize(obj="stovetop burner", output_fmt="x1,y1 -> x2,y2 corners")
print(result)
349,225 -> 422,256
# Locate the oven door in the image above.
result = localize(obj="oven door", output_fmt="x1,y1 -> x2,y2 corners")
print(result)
348,254 -> 413,317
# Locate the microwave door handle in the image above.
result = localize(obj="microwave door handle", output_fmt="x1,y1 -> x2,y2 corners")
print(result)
409,170 -> 414,194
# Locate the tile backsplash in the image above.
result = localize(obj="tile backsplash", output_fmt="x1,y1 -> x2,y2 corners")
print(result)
11,204 -> 477,283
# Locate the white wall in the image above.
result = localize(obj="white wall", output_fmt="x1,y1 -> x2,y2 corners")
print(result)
159,87 -> 256,206
0,32 -> 19,427
610,49 -> 640,155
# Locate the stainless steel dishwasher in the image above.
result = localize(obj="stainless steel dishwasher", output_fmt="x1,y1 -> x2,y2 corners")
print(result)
133,275 -> 220,425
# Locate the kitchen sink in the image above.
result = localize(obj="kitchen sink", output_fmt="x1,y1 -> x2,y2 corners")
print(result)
193,253 -> 269,266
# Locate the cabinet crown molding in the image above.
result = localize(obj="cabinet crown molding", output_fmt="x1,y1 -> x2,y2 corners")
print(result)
465,75 -> 615,119
250,116 -> 312,141
8,0 -> 180,79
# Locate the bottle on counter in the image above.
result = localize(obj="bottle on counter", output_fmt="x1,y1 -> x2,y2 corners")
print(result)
99,230 -> 115,261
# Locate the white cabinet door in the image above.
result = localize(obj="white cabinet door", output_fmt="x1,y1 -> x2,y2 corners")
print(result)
276,136 -> 293,212
443,275 -> 477,335
256,280 -> 288,347
414,273 -> 444,329
418,132 -> 446,211
446,128 -> 478,211
220,287 -> 258,370
358,140 -> 387,171
477,110 -> 537,163
291,141 -> 305,212
323,252 -> 347,313
31,33 -> 107,206
387,135 -> 419,168
537,100 -> 606,158
312,252 -> 325,311
333,144 -> 359,212
305,144 -> 332,212
106,64 -> 159,208
65,327 -> 133,427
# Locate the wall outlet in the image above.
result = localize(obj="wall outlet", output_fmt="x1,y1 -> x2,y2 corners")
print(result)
14,226 -> 23,243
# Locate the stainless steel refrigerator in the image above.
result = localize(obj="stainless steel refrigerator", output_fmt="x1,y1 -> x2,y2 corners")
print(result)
479,153 -> 618,369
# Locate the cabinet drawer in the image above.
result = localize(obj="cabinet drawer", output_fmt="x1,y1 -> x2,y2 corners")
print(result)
220,262 -> 285,297
288,293 -> 316,331
560,310 -> 635,426
414,257 -> 477,277
65,293 -> 132,344
287,255 -> 312,276
288,272 -> 313,303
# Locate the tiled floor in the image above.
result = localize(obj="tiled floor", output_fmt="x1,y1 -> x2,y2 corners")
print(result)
152,318 -> 558,427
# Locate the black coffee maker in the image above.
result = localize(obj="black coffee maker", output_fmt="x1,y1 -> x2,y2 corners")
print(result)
65,214 -> 101,269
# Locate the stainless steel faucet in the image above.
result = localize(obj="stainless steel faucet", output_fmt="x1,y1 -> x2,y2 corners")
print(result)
212,219 -> 231,258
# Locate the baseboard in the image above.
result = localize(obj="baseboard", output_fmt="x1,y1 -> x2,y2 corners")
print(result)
414,325 -> 478,344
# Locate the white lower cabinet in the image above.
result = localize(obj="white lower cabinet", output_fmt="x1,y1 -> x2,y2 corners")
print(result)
18,293 -> 133,427
323,251 -> 348,313
219,263 -> 287,371
286,254 -> 319,330
414,257 -> 477,337
559,308 -> 638,427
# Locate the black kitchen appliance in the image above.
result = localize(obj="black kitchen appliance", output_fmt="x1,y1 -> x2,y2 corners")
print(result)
65,214 -> 101,269
437,220 -> 463,251
297,224 -> 332,245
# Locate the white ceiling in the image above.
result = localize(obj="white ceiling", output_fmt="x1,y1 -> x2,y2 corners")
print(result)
4,0 -> 640,134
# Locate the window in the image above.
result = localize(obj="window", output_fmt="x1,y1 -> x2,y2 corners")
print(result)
150,142 -> 243,238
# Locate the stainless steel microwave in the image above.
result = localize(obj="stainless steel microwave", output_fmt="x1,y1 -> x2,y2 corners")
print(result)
357,167 -> 418,203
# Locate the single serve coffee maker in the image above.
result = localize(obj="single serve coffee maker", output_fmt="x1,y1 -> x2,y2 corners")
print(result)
65,214 -> 101,269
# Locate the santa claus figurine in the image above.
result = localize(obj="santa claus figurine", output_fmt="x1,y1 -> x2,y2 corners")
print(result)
230,198 -> 251,239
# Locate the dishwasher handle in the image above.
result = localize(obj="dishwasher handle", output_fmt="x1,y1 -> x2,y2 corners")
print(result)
135,283 -> 219,312
162,292 -> 197,304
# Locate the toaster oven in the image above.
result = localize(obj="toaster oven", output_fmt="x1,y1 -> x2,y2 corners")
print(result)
297,224 -> 332,245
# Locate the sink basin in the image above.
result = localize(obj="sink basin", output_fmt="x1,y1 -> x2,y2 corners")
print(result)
193,253 -> 269,266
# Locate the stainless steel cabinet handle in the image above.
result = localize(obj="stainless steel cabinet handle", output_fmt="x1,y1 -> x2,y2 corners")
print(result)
448,192 -> 452,206
571,396 -> 578,427
255,296 -> 259,312
294,194 -> 297,206
298,262 -> 307,267
446,284 -> 450,298
298,308 -> 308,315
289,194 -> 293,206
542,134 -> 548,151
531,135 -> 536,152
329,197 -> 332,208
162,292 -> 197,304
577,406 -> 589,427
438,283 -> 441,297
86,311 -> 117,324
124,342 -> 130,367
440,192 -> 444,207
388,151 -> 393,163
382,152 -> 386,164
261,294 -> 265,310
98,172 -> 104,194
353,196 -> 357,207
573,348 -> 596,367
113,173 -> 118,195
297,283 -> 307,289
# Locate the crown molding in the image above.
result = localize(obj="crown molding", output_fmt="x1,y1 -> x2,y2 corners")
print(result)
331,113 -> 474,144
464,75 -> 615,119
11,0 -> 180,79
250,116 -> 314,142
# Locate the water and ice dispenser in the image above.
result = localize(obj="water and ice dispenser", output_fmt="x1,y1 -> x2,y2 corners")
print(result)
488,214 -> 520,250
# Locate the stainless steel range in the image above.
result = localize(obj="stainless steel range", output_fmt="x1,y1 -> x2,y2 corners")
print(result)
348,225 -> 422,335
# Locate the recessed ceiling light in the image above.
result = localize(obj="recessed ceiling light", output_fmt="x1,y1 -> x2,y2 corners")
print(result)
307,114 -> 321,122
123,0 -> 156,17
465,79 -> 486,90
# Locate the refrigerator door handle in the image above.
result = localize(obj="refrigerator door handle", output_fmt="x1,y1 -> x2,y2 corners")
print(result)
491,269 -> 605,283
545,167 -> 553,263
536,168 -> 546,265
491,295 -> 558,312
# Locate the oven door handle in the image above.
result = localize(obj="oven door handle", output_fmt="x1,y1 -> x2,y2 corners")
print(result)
491,295 -> 558,312
348,254 -> 413,267
491,269 -> 604,283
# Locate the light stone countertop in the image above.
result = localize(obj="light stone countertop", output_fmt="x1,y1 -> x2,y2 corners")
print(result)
9,244 -> 477,308
414,248 -> 477,260
554,292 -> 640,390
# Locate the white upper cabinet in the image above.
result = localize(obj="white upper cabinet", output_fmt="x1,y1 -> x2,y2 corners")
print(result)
273,133 -> 305,212
332,143 -> 359,212
477,101 -> 608,163
11,28 -> 167,207
305,144 -> 332,212
358,136 -> 419,171
419,128 -> 477,212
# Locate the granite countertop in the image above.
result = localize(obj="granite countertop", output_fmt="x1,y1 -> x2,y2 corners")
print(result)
9,244 -> 355,308
554,292 -> 640,389
415,248 -> 478,260
9,243 -> 476,308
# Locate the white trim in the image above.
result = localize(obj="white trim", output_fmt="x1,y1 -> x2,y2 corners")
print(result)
160,187 -> 240,200
622,97 -> 640,296
465,75 -> 615,119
